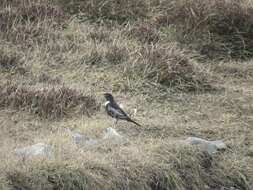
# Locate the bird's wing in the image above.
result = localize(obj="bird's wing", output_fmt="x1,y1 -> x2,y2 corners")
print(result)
111,102 -> 129,117
107,104 -> 129,120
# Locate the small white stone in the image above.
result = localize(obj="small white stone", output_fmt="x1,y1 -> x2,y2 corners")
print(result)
133,108 -> 137,117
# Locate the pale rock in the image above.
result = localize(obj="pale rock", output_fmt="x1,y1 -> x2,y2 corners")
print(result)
73,128 -> 127,150
15,143 -> 53,158
184,137 -> 226,154
73,133 -> 98,147
102,127 -> 127,145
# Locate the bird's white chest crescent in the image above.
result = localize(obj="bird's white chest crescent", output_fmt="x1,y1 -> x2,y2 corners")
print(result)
104,101 -> 110,106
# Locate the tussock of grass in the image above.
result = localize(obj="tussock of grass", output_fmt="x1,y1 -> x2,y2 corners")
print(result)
0,49 -> 21,71
213,62 -> 253,79
84,49 -> 103,66
104,45 -> 128,65
56,0 -> 149,21
0,0 -> 67,46
37,73 -> 61,84
128,22 -> 159,44
2,22 -> 50,46
87,28 -> 111,43
127,44 -> 214,92
0,83 -> 99,119
0,1 -> 66,32
0,46 -> 28,75
154,0 -> 253,59
81,42 -> 128,66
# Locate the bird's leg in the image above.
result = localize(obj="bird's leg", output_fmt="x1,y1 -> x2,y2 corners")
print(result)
114,119 -> 118,127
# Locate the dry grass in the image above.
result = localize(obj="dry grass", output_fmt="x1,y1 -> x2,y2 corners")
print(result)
104,45 -> 128,65
0,83 -> 99,119
56,0 -> 150,22
153,0 -> 253,59
1,138 -> 251,190
213,61 -> 253,79
0,45 -> 28,76
0,49 -> 22,71
0,0 -> 66,27
0,0 -> 67,47
123,44 -> 215,92
0,0 -> 252,189
128,21 -> 160,44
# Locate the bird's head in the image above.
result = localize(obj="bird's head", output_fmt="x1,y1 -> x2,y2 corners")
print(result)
104,93 -> 114,102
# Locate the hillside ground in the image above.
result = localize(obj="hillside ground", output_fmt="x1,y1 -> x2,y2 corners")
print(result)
0,0 -> 253,189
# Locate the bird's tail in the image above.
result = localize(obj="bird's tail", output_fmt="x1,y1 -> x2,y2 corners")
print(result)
127,118 -> 141,126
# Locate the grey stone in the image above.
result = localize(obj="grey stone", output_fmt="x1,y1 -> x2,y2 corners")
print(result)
184,137 -> 227,154
103,127 -> 122,139
102,127 -> 127,145
15,143 -> 53,158
73,128 -> 127,150
73,133 -> 98,147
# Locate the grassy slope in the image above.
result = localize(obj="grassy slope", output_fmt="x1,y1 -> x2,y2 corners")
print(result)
0,0 -> 253,189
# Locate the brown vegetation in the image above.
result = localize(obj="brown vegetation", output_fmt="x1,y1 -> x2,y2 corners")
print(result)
0,83 -> 99,119
0,0 -> 252,189
56,0 -> 149,21
154,0 -> 253,59
126,44 -> 214,92
0,49 -> 21,71
128,22 -> 160,44
5,142 -> 251,190
0,0 -> 67,46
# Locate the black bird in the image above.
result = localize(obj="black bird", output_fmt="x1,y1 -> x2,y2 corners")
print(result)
104,93 -> 141,126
